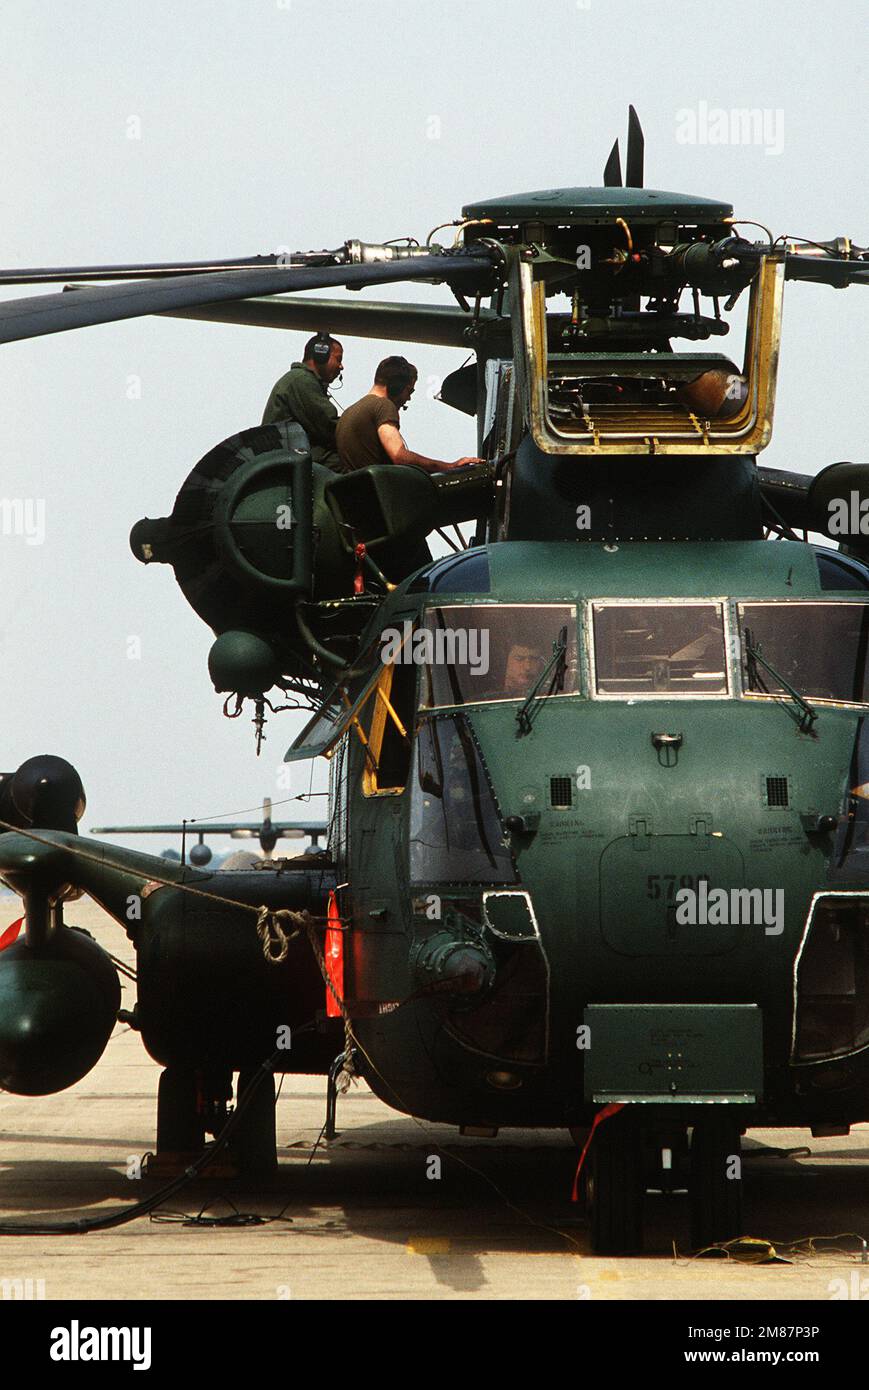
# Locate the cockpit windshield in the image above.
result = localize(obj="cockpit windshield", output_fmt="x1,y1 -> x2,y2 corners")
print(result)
738,602 -> 869,705
419,604 -> 578,708
591,601 -> 728,695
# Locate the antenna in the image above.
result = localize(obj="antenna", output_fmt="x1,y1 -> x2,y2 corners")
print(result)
626,104 -> 645,187
602,108 -> 644,188
603,139 -> 622,187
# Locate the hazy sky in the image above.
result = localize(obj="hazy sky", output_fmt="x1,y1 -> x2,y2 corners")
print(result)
1,0 -> 867,857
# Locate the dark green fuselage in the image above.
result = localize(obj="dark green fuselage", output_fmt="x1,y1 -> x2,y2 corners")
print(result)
341,537 -> 869,1130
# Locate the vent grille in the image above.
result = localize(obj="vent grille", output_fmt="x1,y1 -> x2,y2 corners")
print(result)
766,776 -> 789,808
550,776 -> 573,808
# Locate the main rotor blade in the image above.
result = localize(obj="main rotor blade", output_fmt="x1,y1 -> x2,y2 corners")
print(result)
603,139 -> 622,187
0,255 -> 494,346
783,256 -> 869,287
0,254 -> 293,286
626,105 -> 645,187
163,295 -> 504,347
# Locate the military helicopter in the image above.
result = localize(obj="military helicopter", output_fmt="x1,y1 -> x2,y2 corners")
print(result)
1,107 -> 869,1253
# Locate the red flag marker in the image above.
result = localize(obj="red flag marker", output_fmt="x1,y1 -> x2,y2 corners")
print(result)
571,1103 -> 626,1202
0,916 -> 24,952
324,891 -> 344,1017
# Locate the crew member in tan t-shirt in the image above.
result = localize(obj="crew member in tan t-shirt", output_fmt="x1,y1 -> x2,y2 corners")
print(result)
335,356 -> 482,474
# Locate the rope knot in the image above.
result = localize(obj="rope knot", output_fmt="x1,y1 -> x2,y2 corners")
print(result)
255,906 -> 301,964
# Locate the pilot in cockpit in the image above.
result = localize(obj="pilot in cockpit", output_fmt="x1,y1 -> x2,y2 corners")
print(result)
502,642 -> 547,697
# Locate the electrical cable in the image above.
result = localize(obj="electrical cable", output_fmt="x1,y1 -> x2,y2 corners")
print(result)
674,1231 -> 869,1266
0,1024 -> 319,1236
0,1051 -> 281,1234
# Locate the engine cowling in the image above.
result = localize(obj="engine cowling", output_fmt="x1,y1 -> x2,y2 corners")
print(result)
130,422 -> 493,699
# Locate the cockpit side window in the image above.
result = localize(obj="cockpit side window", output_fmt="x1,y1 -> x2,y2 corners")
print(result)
284,666 -> 380,764
418,604 -> 578,708
816,549 -> 869,592
409,715 -> 516,885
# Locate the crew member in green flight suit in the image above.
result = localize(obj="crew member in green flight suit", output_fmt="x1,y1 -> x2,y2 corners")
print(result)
262,334 -> 344,470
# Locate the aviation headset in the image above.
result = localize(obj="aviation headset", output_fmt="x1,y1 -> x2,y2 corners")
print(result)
312,332 -> 333,366
379,356 -> 417,402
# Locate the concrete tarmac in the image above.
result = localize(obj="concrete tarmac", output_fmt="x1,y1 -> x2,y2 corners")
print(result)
1,897 -> 867,1302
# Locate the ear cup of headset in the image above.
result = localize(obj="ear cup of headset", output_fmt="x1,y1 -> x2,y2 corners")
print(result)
312,334 -> 332,366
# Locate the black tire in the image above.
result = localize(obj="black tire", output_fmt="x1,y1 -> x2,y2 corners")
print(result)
156,1067 -> 205,1154
232,1066 -> 278,1176
690,1112 -> 743,1250
585,1112 -> 644,1254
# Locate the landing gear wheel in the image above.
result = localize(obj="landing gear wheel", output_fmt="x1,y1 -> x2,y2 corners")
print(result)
232,1066 -> 278,1177
689,1112 -> 743,1251
585,1112 -> 644,1255
156,1067 -> 205,1155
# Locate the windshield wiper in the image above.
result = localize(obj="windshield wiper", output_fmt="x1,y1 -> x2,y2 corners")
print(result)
516,626 -> 568,735
744,630 -> 818,733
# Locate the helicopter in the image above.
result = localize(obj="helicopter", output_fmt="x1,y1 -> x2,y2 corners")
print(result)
1,106 -> 869,1253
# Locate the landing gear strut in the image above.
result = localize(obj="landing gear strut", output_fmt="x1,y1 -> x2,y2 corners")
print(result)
154,1064 -> 277,1177
583,1110 -> 644,1255
689,1111 -> 743,1250
156,1066 -> 206,1156
232,1065 -> 277,1177
581,1109 -> 744,1254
